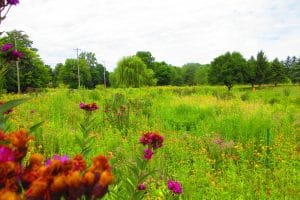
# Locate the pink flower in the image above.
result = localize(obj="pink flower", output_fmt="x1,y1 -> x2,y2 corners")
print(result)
0,146 -> 14,162
45,154 -> 69,166
79,102 -> 99,111
140,132 -> 164,150
143,149 -> 153,160
11,49 -> 23,60
1,43 -> 13,51
167,180 -> 183,194
138,183 -> 146,190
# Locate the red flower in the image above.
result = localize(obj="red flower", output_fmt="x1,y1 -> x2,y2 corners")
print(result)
140,132 -> 164,149
79,102 -> 99,111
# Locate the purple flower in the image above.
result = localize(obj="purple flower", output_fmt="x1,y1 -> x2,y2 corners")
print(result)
143,148 -> 153,160
45,154 -> 69,165
0,146 -> 14,163
138,183 -> 146,190
1,43 -> 13,51
167,180 -> 183,194
11,49 -> 23,60
80,103 -> 85,109
79,102 -> 99,111
140,132 -> 164,150
8,0 -> 20,5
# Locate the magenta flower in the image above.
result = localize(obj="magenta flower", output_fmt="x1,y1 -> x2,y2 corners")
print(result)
11,49 -> 23,60
167,180 -> 183,194
140,132 -> 164,149
143,148 -> 153,160
138,183 -> 146,190
45,154 -> 69,166
0,146 -> 14,163
8,0 -> 20,5
79,102 -> 99,111
1,43 -> 13,51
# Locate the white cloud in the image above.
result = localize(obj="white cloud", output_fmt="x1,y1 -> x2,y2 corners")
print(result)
2,0 -> 300,71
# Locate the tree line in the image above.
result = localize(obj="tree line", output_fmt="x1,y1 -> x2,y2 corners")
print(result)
0,30 -> 299,93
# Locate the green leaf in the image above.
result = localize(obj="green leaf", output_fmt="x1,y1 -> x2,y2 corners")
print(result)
29,121 -> 44,134
0,98 -> 30,114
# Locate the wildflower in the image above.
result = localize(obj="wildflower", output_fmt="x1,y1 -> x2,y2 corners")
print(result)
167,180 -> 183,194
8,0 -> 20,5
138,183 -> 146,190
6,129 -> 33,161
0,189 -> 21,200
45,154 -> 69,166
71,154 -> 86,171
11,49 -> 23,61
1,43 -> 13,51
140,132 -> 164,149
79,102 -> 99,111
143,148 -> 153,160
0,146 -> 14,162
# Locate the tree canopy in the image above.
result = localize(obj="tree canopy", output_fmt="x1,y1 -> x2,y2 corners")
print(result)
209,52 -> 246,90
111,56 -> 156,88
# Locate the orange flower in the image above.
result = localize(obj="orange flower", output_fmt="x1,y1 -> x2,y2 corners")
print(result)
90,155 -> 110,173
65,171 -> 82,188
99,170 -> 113,187
0,161 -> 20,190
50,175 -> 66,192
6,129 -> 33,161
72,154 -> 86,171
22,154 -> 44,188
0,189 -> 21,200
83,171 -> 95,186
29,153 -> 44,167
6,129 -> 33,148
25,178 -> 48,198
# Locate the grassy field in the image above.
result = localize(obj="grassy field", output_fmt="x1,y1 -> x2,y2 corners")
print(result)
2,85 -> 299,199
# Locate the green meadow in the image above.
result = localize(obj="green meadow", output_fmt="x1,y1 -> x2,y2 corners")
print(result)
2,85 -> 299,199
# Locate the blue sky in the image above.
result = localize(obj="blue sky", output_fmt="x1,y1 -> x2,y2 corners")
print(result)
2,0 -> 300,71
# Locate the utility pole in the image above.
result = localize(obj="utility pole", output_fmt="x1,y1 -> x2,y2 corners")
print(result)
14,32 -> 21,94
74,48 -> 81,88
102,60 -> 107,88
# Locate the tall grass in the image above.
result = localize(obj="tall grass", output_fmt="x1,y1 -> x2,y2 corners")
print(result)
2,85 -> 299,199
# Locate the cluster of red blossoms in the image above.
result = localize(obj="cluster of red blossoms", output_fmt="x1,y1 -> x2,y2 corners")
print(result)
140,132 -> 164,160
0,43 -> 23,61
79,102 -> 99,112
0,129 -> 113,199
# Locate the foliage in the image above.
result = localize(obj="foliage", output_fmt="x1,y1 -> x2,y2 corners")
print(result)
1,85 -> 299,199
112,56 -> 156,87
0,30 -> 51,92
57,58 -> 91,89
209,52 -> 246,90
136,51 -> 155,70
270,58 -> 286,86
0,98 -> 113,199
255,50 -> 270,85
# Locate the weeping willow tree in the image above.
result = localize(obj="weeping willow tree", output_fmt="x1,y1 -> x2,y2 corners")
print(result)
112,56 -> 156,88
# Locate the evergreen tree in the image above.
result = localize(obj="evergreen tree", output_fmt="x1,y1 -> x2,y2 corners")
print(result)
255,51 -> 270,86
270,58 -> 286,86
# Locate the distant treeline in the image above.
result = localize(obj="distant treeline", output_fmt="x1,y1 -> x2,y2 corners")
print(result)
1,30 -> 299,93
